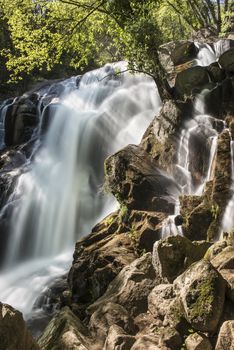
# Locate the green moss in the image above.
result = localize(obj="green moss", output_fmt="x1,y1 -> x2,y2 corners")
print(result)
119,203 -> 128,221
190,274 -> 215,319
103,215 -> 115,227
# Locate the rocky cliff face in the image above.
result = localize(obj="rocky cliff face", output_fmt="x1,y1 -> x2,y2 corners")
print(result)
0,39 -> 234,349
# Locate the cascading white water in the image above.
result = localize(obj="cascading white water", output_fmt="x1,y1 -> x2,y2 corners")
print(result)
161,92 -> 221,237
221,140 -> 234,233
0,63 -> 161,319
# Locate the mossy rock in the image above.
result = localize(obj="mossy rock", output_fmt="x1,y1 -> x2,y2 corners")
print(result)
174,260 -> 226,333
152,235 -> 211,283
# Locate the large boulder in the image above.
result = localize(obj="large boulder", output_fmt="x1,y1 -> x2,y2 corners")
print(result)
68,211 -> 137,311
174,260 -> 226,333
219,49 -> 234,74
130,335 -> 161,350
104,144 -> 180,212
215,320 -> 234,350
87,253 -> 156,318
148,284 -> 176,322
152,235 -> 211,283
0,302 -> 39,350
104,325 -> 135,350
127,210 -> 166,252
211,246 -> 234,302
185,332 -> 212,350
38,307 -> 91,350
140,99 -> 191,173
89,302 -> 135,341
175,66 -> 210,97
4,94 -> 39,146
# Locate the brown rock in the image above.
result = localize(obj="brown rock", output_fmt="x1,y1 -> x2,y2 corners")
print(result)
131,335 -> 161,350
0,302 -> 39,350
68,211 -> 137,308
215,321 -> 234,350
148,284 -> 176,321
104,325 -> 135,350
104,144 -> 180,212
38,307 -> 91,350
140,100 -> 190,173
185,332 -> 212,350
175,66 -> 210,97
174,260 -> 226,333
87,253 -> 156,318
89,302 -> 135,341
152,235 -> 210,283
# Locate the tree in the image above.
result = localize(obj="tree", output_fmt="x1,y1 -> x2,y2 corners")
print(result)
165,0 -> 234,35
0,0 -> 232,99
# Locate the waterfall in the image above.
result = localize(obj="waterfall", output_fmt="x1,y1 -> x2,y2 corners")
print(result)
221,140 -> 234,233
161,91 -> 220,237
0,63 -> 161,318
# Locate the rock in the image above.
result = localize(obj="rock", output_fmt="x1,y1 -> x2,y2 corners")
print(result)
148,284 -> 176,324
158,41 -> 198,86
38,307 -> 91,350
215,321 -> 234,350
158,327 -> 183,350
104,325 -> 135,350
131,335 -> 161,350
185,332 -> 212,350
68,211 -> 137,310
104,144 -> 180,212
140,100 -> 191,173
219,269 -> 234,302
180,196 -> 213,241
171,42 -> 198,66
4,95 -> 39,146
89,302 -> 135,341
174,215 -> 183,226
174,260 -> 226,333
127,210 -> 166,252
175,66 -> 210,97
219,49 -> 234,74
187,121 -> 216,186
211,246 -> 234,302
207,62 -> 226,83
152,235 -> 210,283
87,253 -> 156,318
0,302 -> 39,350
211,246 -> 234,270
204,240 -> 228,261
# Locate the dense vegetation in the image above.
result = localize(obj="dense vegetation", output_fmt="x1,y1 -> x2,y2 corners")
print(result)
0,0 -> 233,97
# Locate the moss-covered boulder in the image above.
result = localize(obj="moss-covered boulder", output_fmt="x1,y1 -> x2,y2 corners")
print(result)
152,235 -> 211,283
174,260 -> 226,333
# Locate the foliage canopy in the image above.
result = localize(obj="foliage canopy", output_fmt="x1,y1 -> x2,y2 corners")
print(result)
0,0 -> 233,97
